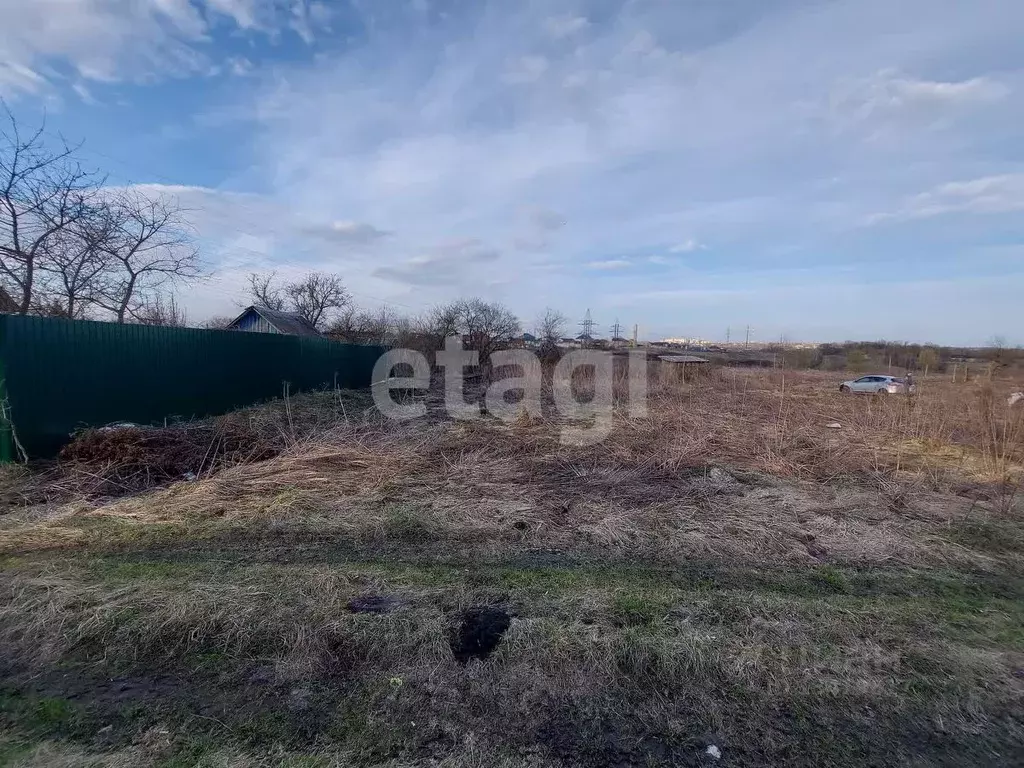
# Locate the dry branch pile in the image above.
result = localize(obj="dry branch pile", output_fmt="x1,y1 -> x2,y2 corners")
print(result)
27,390 -> 377,500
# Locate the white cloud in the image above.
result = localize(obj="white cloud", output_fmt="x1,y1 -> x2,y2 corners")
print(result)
374,238 -> 502,286
302,220 -> 391,243
0,61 -> 46,96
870,174 -> 1024,222
830,69 -> 1009,128
205,0 -> 262,29
621,30 -> 661,58
503,55 -> 549,84
587,259 -> 632,270
669,239 -> 703,253
71,82 -> 97,104
0,0 -> 327,96
543,15 -> 589,39
227,57 -> 254,76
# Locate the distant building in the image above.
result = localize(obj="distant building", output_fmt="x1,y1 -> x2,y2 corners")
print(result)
226,305 -> 321,337
660,337 -> 711,347
510,332 -> 538,348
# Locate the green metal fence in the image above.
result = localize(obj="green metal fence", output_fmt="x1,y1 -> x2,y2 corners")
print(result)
0,315 -> 385,460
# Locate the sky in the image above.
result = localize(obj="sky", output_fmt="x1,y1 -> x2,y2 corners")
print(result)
2,0 -> 1023,345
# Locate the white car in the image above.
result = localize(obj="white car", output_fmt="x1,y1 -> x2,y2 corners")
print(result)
839,374 -> 915,395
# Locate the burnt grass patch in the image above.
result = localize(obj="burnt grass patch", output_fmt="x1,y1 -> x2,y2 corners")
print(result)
449,606 -> 512,664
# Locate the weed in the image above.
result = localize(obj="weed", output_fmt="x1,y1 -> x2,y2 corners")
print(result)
609,591 -> 672,627
813,566 -> 850,594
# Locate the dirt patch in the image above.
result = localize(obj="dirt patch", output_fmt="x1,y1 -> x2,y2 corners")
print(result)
450,607 -> 511,664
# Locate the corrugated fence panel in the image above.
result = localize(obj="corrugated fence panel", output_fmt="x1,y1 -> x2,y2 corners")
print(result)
0,315 -> 386,459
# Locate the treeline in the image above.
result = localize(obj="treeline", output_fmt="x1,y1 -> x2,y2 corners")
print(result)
237,270 -> 530,360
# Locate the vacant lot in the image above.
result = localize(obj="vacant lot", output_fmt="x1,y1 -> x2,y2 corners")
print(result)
1,368 -> 1022,767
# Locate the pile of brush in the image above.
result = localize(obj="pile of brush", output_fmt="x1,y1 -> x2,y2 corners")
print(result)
56,416 -> 281,496
49,390 -> 376,498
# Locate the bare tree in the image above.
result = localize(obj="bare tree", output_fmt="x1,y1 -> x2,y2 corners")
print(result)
286,272 -> 350,329
0,104 -> 100,314
535,307 -> 567,342
246,271 -> 285,311
328,305 -> 411,345
94,189 -> 201,323
426,298 -> 520,361
30,296 -> 76,318
202,315 -> 235,330
133,293 -> 187,327
423,302 -> 460,340
35,203 -> 112,318
247,270 -> 351,330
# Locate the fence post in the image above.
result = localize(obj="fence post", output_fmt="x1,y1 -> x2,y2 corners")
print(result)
0,377 -> 11,463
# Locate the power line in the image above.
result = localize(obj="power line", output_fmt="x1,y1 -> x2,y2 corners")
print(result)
579,308 -> 595,346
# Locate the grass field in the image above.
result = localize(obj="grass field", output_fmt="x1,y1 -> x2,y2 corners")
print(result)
1,367 -> 1022,766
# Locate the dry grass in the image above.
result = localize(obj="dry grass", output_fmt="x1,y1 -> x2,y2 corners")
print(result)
1,368 -> 1022,766
6,367 -> 1019,567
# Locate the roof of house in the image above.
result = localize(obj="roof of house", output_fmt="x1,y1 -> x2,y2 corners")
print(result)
0,286 -> 18,313
228,305 -> 321,337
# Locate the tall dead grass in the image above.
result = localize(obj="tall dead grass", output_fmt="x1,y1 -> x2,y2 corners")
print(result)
632,367 -> 1024,482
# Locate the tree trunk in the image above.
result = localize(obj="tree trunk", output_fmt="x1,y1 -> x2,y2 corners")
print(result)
17,259 -> 32,314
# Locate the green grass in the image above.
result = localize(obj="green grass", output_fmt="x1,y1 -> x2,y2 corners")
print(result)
0,691 -> 85,744
946,518 -> 1024,554
19,549 -> 1011,601
609,590 -> 673,627
1,545 -> 1022,767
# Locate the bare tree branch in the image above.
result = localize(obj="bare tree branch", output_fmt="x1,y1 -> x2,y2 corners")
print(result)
535,307 -> 567,342
246,271 -> 286,312
425,298 -> 520,362
247,270 -> 351,330
327,305 -> 410,345
285,272 -> 350,329
0,102 -> 102,314
35,199 -> 114,318
202,315 -> 236,330
92,189 -> 202,323
132,292 -> 187,327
